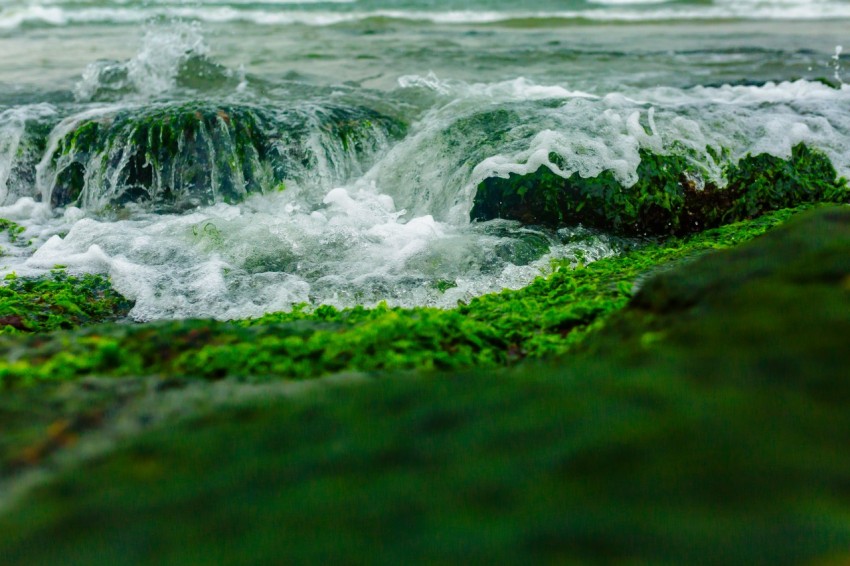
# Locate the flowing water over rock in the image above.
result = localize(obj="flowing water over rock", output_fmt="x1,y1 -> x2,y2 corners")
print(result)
1,2 -> 849,319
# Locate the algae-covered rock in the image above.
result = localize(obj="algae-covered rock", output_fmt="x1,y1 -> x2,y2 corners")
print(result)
1,209 -> 850,564
41,102 -> 406,211
0,271 -> 133,334
585,205 -> 850,389
472,143 -> 849,236
0,208 -> 849,563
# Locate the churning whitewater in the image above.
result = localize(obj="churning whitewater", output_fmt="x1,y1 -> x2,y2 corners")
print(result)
0,2 -> 848,320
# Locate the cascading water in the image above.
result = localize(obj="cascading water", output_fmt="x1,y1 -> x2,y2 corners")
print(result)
1,7 -> 849,320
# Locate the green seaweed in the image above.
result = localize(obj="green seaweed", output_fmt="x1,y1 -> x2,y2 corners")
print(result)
0,206 -> 809,387
472,143 -> 849,236
0,271 -> 134,335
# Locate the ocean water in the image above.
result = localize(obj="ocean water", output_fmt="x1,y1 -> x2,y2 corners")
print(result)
0,0 -> 848,320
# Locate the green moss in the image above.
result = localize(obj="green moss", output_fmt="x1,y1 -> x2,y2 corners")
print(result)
0,218 -> 25,244
49,104 -> 272,208
583,204 -> 850,371
0,206 -> 809,388
472,143 -> 849,236
0,271 -> 133,335
3,208 -> 850,563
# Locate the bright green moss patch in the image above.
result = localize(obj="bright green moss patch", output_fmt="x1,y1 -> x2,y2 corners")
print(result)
472,143 -> 849,236
0,206 -> 810,387
0,271 -> 134,335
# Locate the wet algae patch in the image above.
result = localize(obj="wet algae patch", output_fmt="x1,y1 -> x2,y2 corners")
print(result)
472,143 -> 849,236
0,206 -> 808,387
1,207 -> 850,564
0,377 -> 148,480
0,271 -> 133,335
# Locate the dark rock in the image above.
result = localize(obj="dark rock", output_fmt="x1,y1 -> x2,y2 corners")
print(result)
43,102 -> 406,211
472,143 -> 849,236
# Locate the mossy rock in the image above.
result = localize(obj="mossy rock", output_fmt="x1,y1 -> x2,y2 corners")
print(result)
0,113 -> 57,204
0,206 -> 811,387
0,271 -> 133,334
1,209 -> 850,563
44,102 -> 406,211
472,143 -> 850,236
585,205 -> 850,389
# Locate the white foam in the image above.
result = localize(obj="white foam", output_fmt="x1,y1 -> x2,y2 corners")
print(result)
399,74 -> 597,101
6,186 -> 607,320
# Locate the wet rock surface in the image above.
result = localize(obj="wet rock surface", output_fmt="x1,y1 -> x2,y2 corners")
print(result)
472,144 -> 849,236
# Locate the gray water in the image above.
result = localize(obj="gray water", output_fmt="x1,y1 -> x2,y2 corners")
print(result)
0,1 -> 848,319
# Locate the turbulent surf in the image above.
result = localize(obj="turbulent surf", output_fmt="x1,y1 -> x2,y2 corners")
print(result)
1,0 -> 848,320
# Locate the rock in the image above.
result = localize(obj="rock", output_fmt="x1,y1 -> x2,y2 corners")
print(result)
41,102 -> 406,211
472,143 -> 849,236
586,205 -> 850,394
2,208 -> 850,563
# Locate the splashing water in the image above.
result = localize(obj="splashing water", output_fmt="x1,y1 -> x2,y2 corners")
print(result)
2,10 -> 850,320
74,21 -> 212,102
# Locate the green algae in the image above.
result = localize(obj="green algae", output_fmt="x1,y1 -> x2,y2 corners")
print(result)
0,271 -> 134,335
2,207 -> 850,564
45,102 -> 407,211
472,143 -> 849,236
582,204 -> 850,382
0,218 -> 25,245
5,368 -> 847,565
0,377 -> 146,479
0,206 -> 811,387
48,104 -> 274,209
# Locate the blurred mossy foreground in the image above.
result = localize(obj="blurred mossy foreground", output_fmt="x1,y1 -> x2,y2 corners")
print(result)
1,206 -> 850,564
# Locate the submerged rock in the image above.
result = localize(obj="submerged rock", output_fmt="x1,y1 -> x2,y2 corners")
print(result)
472,143 -> 850,236
39,102 -> 406,211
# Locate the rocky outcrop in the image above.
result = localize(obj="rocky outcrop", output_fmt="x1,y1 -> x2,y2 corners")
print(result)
472,143 -> 849,236
40,102 -> 406,211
